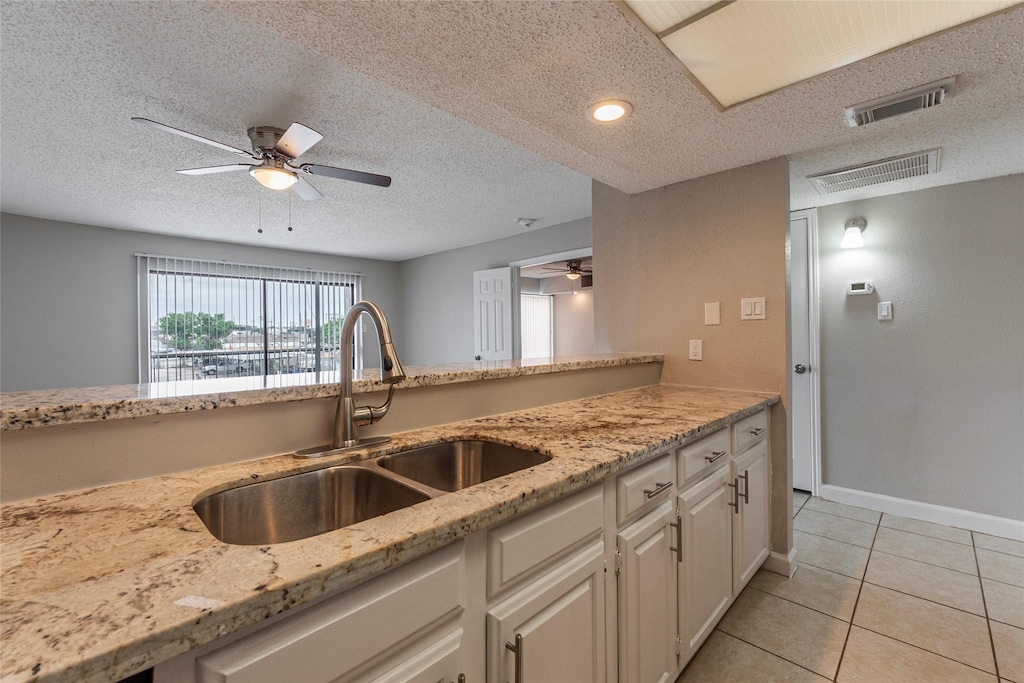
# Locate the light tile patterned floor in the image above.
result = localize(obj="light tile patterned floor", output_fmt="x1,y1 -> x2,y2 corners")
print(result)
677,493 -> 1024,682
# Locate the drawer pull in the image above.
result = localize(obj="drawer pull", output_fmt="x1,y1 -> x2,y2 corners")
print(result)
728,480 -> 739,513
669,515 -> 682,563
506,633 -> 523,683
644,481 -> 673,499
749,427 -> 766,437
739,469 -> 750,504
704,450 -> 727,463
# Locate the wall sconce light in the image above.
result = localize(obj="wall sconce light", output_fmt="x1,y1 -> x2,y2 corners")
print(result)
841,217 -> 866,248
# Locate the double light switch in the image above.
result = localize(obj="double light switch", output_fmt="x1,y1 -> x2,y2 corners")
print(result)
741,297 -> 766,320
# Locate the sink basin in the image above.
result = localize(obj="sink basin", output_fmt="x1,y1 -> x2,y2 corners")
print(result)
376,440 -> 551,492
193,466 -> 431,545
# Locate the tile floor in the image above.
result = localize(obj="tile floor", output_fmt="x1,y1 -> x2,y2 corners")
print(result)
676,492 -> 1024,682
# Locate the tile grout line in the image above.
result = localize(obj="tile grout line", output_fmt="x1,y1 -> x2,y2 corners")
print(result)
973,530 -> 1002,681
797,525 -> 982,578
860,578 -> 990,620
710,626 -> 833,682
745,583 -> 854,624
849,622 -> 1005,679
831,505 -> 883,681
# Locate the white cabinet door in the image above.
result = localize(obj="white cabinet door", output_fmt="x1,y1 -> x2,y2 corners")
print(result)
678,467 -> 733,665
617,502 -> 678,683
732,441 -> 770,594
473,267 -> 512,361
487,543 -> 606,683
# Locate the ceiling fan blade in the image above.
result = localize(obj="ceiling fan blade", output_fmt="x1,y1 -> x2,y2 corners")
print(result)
132,117 -> 255,158
274,123 -> 323,159
301,164 -> 392,188
176,164 -> 254,175
292,174 -> 323,201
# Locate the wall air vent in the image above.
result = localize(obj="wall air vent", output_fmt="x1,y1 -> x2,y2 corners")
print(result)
845,77 -> 955,127
806,149 -> 941,195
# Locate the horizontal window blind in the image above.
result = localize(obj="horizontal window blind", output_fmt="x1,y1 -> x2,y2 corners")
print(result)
137,254 -> 362,384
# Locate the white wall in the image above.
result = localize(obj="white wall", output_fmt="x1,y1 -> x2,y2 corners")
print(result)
0,213 -> 400,391
396,217 -> 592,365
817,174 -> 1024,520
552,291 -> 594,356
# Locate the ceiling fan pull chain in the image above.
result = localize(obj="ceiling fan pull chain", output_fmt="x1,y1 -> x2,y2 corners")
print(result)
287,190 -> 293,232
257,185 -> 264,234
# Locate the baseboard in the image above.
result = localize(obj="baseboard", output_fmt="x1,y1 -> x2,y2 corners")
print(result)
821,485 -> 1024,541
763,547 -> 798,577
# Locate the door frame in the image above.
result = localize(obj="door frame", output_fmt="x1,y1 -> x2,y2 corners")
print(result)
789,209 -> 823,496
509,247 -> 592,360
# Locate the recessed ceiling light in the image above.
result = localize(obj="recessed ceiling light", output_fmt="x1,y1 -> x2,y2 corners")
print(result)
589,100 -> 633,123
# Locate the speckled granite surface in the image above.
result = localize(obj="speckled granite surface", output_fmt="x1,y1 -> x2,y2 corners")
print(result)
0,383 -> 777,683
0,354 -> 661,431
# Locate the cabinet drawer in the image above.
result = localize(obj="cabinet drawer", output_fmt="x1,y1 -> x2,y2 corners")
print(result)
732,409 -> 768,454
196,543 -> 463,683
488,485 -> 604,597
616,454 -> 673,525
677,428 -> 730,484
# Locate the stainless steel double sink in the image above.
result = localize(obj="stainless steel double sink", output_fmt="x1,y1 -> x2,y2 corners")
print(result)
193,440 -> 551,545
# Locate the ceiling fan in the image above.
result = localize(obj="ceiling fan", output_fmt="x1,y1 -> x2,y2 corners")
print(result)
543,259 -> 593,280
131,117 -> 391,200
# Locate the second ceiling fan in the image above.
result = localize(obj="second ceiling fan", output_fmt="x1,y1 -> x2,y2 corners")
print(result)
132,117 -> 392,200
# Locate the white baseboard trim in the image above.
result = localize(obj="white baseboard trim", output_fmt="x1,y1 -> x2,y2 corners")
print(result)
821,485 -> 1024,541
763,547 -> 798,577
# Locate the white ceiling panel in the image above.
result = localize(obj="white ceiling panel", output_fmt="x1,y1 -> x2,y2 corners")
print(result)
623,0 -> 722,34
661,0 -> 1019,107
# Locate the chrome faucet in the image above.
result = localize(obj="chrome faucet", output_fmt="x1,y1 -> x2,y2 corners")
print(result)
332,301 -> 406,448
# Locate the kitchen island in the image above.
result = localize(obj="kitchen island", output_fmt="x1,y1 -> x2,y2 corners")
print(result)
1,363 -> 778,682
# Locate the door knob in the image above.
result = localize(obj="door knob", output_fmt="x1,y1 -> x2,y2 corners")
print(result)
794,364 -> 807,374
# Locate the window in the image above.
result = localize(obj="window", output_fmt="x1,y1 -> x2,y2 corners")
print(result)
137,254 -> 362,383
520,294 -> 553,358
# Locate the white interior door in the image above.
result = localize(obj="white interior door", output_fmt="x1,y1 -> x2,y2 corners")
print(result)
473,267 -> 512,361
789,210 -> 820,493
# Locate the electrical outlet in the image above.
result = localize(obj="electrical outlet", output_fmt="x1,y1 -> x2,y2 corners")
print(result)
689,340 -> 702,361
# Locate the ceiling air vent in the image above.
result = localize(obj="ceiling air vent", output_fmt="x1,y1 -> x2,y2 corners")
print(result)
845,77 -> 955,127
806,149 -> 941,195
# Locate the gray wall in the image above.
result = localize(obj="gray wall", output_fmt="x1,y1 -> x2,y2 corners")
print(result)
0,213 -> 400,391
817,174 -> 1024,520
396,217 -> 592,365
592,159 -> 791,556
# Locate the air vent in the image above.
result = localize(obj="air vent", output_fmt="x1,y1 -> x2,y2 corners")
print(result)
845,77 -> 955,127
581,274 -> 593,289
806,149 -> 940,195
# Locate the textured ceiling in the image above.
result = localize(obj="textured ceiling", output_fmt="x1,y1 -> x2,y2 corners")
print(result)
2,1 -> 1022,260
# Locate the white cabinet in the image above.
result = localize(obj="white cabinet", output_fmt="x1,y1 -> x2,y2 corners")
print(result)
616,501 -> 678,683
677,466 -> 732,664
486,542 -> 606,683
732,440 -> 770,594
154,543 -> 467,683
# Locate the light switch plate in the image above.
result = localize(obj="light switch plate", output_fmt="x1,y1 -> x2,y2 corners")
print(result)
878,301 -> 893,320
689,340 -> 702,360
741,297 -> 766,320
705,302 -> 721,325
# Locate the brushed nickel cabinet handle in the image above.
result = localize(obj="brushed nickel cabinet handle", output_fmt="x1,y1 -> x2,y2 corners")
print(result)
644,481 -> 673,499
506,633 -> 523,683
669,515 -> 682,563
739,469 -> 750,504
749,427 -> 766,436
728,480 -> 739,513
704,450 -> 727,463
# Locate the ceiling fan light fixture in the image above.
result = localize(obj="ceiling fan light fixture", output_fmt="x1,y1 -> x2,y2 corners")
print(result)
589,99 -> 633,123
566,271 -> 582,280
250,165 -> 298,191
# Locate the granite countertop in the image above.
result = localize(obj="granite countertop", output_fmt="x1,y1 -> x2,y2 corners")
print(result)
0,383 -> 778,683
0,353 -> 661,431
